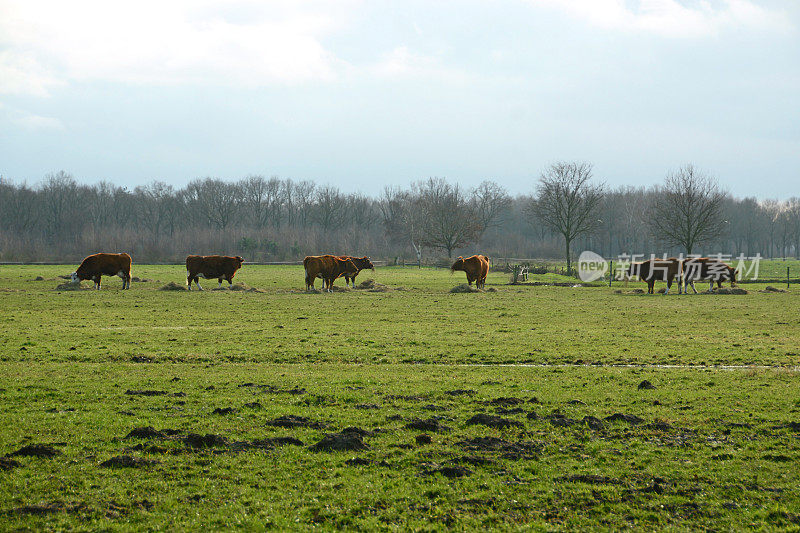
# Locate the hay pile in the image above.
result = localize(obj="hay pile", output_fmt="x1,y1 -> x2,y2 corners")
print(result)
230,283 -> 264,293
355,279 -> 392,292
760,286 -> 787,293
159,282 -> 187,291
54,281 -> 87,291
450,284 -> 482,293
703,287 -> 748,295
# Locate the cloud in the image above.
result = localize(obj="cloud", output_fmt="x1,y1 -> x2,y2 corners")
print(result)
371,46 -> 472,83
535,0 -> 793,38
0,103 -> 65,130
0,0 -> 358,96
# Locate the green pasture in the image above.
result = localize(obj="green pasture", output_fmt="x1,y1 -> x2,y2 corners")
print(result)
1,264 -> 799,530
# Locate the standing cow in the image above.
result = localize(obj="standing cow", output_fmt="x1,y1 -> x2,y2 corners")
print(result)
71,253 -> 132,290
451,255 -> 490,289
682,257 -> 737,293
626,257 -> 683,294
186,255 -> 244,290
339,256 -> 375,287
304,255 -> 359,292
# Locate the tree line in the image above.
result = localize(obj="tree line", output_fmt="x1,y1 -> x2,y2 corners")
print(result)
0,166 -> 798,264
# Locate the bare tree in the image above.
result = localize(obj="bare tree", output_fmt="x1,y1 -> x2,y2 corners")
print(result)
415,178 -> 481,258
471,180 -> 511,237
312,185 -> 346,231
185,178 -> 241,230
528,162 -> 604,273
648,165 -> 725,255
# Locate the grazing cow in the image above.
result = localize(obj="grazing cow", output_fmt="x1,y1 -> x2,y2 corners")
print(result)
338,256 -> 375,287
451,255 -> 490,289
186,255 -> 244,290
682,257 -> 737,293
304,255 -> 359,292
71,253 -> 132,290
626,257 -> 682,294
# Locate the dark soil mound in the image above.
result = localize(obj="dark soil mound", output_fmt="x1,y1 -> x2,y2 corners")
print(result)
444,389 -> 476,396
604,413 -> 644,425
638,380 -> 656,390
466,413 -> 523,429
265,415 -> 324,429
450,284 -> 482,293
582,416 -> 605,430
8,444 -> 61,458
212,407 -> 237,415
309,432 -> 369,452
159,281 -> 188,291
125,389 -> 167,396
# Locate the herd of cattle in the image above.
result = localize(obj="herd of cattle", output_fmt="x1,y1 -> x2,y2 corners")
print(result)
625,256 -> 738,294
68,252 -> 737,293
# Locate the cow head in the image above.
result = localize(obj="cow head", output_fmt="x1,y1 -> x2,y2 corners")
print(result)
451,256 -> 464,273
70,271 -> 79,282
361,256 -> 375,270
235,256 -> 244,268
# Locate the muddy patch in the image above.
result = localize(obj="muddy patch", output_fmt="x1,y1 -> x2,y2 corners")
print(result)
183,433 -> 228,448
212,407 -> 237,415
638,380 -> 656,390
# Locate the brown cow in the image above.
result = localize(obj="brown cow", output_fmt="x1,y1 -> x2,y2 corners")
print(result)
626,257 -> 682,294
682,257 -> 737,293
186,255 -> 244,290
338,256 -> 375,287
71,252 -> 132,290
451,255 -> 490,289
304,255 -> 359,292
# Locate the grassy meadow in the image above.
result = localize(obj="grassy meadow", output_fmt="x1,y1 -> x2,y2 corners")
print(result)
1,264 -> 799,530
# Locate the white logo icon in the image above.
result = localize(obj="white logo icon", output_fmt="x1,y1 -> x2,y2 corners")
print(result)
578,251 -> 608,282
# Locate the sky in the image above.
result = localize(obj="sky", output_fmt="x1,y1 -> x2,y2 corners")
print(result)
0,0 -> 798,198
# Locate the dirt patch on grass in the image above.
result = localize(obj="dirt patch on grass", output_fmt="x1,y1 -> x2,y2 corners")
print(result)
354,279 -> 393,292
125,389 -> 167,396
212,407 -> 237,415
604,413 -> 644,425
760,286 -> 788,293
466,413 -> 523,429
450,284 -> 482,293
159,282 -> 188,291
702,288 -> 748,295
7,444 -> 61,458
54,281 -> 88,291
265,415 -> 325,429
309,431 -> 369,452
183,433 -> 228,448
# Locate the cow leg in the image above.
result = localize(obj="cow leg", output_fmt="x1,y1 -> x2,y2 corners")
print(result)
187,274 -> 192,290
218,279 -> 223,289
709,280 -> 714,292
665,280 -> 671,295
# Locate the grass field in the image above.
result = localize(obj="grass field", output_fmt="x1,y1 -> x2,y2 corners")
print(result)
1,264 -> 799,530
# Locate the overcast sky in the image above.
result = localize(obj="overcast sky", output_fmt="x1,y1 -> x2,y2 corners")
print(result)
1,0 -> 798,197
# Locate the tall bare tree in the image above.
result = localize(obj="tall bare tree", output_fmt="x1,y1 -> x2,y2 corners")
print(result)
648,165 -> 725,255
471,180 -> 511,238
528,162 -> 604,273
415,178 -> 481,258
